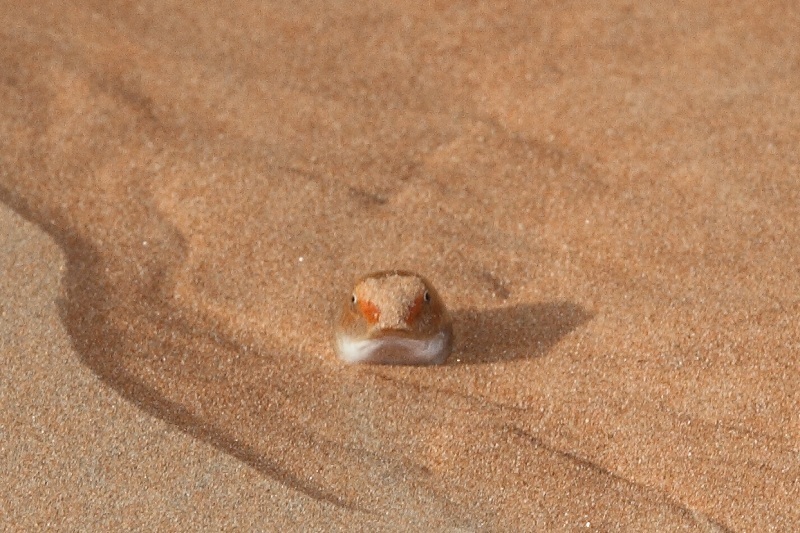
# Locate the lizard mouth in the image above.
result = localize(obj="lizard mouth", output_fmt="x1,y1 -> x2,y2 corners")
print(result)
367,326 -> 418,339
335,330 -> 452,365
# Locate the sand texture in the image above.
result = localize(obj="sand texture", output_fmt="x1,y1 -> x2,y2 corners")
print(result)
1,1 -> 798,530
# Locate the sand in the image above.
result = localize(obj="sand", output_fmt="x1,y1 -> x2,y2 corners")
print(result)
1,1 -> 798,530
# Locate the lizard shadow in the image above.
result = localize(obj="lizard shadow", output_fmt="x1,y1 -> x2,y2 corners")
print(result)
450,302 -> 592,364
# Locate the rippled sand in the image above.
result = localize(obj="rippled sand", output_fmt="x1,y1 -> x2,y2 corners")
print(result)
1,1 -> 798,529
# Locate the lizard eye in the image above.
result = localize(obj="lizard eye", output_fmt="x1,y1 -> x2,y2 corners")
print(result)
351,294 -> 357,305
423,290 -> 431,303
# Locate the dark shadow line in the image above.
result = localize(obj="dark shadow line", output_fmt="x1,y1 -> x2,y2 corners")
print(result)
507,426 -> 734,532
0,185 -> 362,513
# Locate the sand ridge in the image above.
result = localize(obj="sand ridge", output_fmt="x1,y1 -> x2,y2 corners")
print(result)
1,1 -> 798,530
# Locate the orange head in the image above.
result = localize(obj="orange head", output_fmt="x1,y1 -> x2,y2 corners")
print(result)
337,270 -> 451,339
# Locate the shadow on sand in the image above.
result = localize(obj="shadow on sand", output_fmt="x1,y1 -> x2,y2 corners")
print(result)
450,302 -> 592,364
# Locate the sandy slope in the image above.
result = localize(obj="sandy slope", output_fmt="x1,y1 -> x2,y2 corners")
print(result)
1,1 -> 798,530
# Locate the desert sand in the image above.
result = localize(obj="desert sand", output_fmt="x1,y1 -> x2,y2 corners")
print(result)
1,1 -> 797,530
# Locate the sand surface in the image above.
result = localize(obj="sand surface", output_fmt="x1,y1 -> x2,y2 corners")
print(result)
1,1 -> 798,530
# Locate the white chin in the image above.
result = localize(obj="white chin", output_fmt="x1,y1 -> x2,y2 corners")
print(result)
335,331 -> 451,365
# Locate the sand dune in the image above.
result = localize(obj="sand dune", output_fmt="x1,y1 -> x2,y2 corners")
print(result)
1,1 -> 798,529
